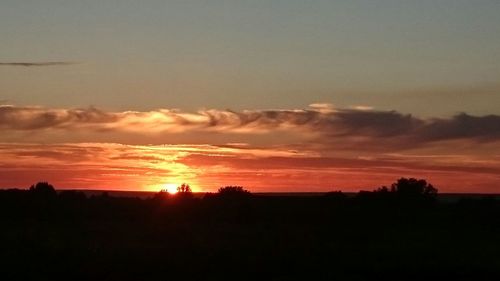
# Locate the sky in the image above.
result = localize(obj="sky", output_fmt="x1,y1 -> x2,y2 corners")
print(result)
1,0 -> 499,192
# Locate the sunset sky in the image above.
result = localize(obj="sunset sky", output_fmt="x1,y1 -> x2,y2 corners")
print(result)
1,1 -> 499,192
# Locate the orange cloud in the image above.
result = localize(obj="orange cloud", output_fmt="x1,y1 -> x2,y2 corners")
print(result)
1,105 -> 499,146
0,142 -> 498,193
1,104 -> 499,193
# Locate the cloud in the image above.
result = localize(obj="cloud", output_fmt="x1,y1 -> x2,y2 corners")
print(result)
351,105 -> 374,111
0,105 -> 116,130
1,104 -> 499,149
0,61 -> 77,67
177,153 -> 500,176
417,113 -> 500,142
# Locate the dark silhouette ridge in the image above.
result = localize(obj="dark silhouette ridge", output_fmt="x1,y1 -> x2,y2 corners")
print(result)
323,190 -> 347,200
1,179 -> 500,280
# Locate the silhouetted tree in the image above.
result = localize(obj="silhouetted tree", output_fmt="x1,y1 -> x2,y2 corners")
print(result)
176,183 -> 194,200
29,182 -> 57,198
391,178 -> 437,198
177,183 -> 192,193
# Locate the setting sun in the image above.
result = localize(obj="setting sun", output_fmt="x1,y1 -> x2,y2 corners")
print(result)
164,183 -> 178,194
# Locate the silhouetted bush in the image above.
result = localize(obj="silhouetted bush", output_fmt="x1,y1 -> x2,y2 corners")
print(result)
217,186 -> 251,198
152,190 -> 170,201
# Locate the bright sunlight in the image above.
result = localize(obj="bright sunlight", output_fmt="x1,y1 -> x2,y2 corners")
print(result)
164,183 -> 178,194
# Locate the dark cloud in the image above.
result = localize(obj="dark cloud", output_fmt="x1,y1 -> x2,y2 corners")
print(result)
0,61 -> 77,67
0,105 -> 499,149
417,113 -> 500,142
327,110 -> 422,137
0,106 -> 116,130
202,108 -> 500,145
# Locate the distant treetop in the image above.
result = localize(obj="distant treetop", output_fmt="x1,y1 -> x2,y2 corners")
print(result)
372,177 -> 437,199
391,177 -> 438,197
29,182 -> 57,197
177,183 -> 192,193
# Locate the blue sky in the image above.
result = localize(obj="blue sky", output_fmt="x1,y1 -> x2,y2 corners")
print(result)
1,0 -> 499,114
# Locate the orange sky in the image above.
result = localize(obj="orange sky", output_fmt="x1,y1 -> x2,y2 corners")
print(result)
1,104 -> 499,193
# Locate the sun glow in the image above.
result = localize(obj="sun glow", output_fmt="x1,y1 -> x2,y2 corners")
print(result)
164,183 -> 178,194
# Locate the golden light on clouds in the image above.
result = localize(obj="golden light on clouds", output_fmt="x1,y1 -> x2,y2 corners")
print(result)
0,104 -> 499,192
0,141 -> 499,193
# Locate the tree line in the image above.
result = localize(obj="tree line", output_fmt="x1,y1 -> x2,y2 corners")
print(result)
1,177 -> 438,203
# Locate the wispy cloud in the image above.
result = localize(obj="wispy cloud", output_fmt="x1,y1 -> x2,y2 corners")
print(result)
1,103 -> 498,192
0,61 -> 77,67
1,104 -> 499,148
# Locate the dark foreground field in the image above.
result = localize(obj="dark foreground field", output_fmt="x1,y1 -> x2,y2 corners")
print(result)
1,187 -> 500,280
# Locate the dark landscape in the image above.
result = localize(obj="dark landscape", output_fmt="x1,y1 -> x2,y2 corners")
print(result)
2,179 -> 500,280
